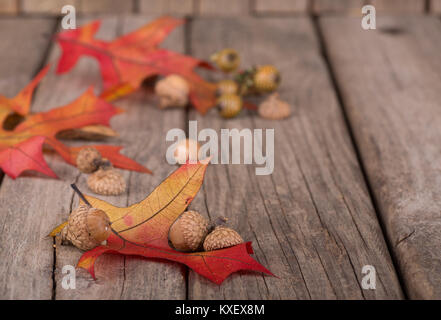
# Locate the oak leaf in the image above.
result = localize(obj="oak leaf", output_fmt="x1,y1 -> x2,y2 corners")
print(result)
74,161 -> 273,284
0,66 -> 150,179
56,16 -> 217,114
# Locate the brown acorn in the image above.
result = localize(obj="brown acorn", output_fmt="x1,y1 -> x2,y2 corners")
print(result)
258,93 -> 291,120
76,147 -> 102,173
169,210 -> 209,252
216,79 -> 239,96
210,48 -> 240,73
217,94 -> 243,119
87,161 -> 126,196
203,226 -> 243,251
155,74 -> 190,108
253,65 -> 280,93
61,204 -> 111,251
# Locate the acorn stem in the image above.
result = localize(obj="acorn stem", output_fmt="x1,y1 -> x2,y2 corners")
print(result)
71,184 -> 92,207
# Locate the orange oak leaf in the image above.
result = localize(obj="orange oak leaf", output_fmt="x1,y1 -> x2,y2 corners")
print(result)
75,161 -> 273,284
55,16 -> 217,114
0,70 -> 150,179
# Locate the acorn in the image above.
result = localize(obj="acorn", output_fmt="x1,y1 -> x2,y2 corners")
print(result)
154,74 -> 190,108
87,161 -> 126,196
216,79 -> 239,96
76,147 -> 102,173
258,93 -> 291,120
169,210 -> 209,252
61,204 -> 111,251
253,65 -> 280,93
217,94 -> 243,119
203,226 -> 243,251
210,48 -> 240,73
173,139 -> 200,164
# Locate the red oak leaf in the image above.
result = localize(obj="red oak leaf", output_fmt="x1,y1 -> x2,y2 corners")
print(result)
0,70 -> 150,179
55,16 -> 217,114
73,161 -> 273,284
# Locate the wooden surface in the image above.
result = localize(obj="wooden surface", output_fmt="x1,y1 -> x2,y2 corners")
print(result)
0,13 -> 440,300
320,16 -> 441,299
254,0 -> 308,14
0,17 -> 57,299
187,17 -> 402,299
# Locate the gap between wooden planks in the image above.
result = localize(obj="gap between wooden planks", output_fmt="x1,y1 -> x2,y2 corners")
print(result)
320,16 -> 441,299
187,17 -> 403,299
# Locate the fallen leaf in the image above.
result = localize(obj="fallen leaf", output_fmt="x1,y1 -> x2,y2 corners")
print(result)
57,125 -> 118,140
73,161 -> 273,284
0,70 -> 150,178
55,16 -> 217,114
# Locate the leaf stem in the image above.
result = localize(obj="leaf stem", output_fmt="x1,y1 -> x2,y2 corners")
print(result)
71,184 -> 92,207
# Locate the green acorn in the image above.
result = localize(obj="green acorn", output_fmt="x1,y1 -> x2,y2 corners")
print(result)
217,94 -> 243,119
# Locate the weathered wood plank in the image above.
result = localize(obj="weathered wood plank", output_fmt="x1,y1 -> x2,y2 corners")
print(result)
0,0 -> 18,14
198,0 -> 249,16
79,0 -> 134,14
0,17 -> 57,299
369,0 -> 425,14
313,0 -> 365,15
430,0 -> 441,13
0,15 -> 187,299
188,17 -> 404,299
139,0 -> 194,15
320,16 -> 441,299
254,0 -> 308,14
21,0 -> 80,14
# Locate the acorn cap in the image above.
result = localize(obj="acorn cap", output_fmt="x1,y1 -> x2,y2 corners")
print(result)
203,226 -> 243,251
76,147 -> 102,173
155,74 -> 190,108
87,165 -> 126,196
62,204 -> 111,251
169,210 -> 209,252
258,93 -> 291,120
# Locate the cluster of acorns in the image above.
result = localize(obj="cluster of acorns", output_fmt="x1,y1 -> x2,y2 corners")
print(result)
169,211 -> 243,252
76,147 -> 126,196
59,194 -> 242,253
212,48 -> 291,120
153,48 -> 291,120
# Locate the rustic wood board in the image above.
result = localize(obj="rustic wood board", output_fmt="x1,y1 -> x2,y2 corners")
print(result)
0,0 -> 18,14
21,0 -> 80,14
187,17 -> 404,299
312,0 -> 365,15
368,0 -> 425,14
198,0 -> 250,16
320,16 -> 441,299
0,17 -> 57,299
139,0 -> 194,15
79,0 -> 134,14
254,0 -> 308,14
0,15 -> 187,299
430,0 -> 441,13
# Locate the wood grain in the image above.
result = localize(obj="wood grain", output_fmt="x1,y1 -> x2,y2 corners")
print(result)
313,0 -> 365,15
430,0 -> 441,13
139,0 -> 194,15
0,0 -> 18,14
79,0 -> 134,13
198,0 -> 250,15
320,16 -> 441,299
21,0 -> 80,14
368,0 -> 425,14
254,0 -> 308,14
187,17 -> 404,299
0,17 -> 57,299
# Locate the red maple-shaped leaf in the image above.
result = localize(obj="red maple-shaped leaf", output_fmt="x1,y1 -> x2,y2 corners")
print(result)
74,161 -> 273,284
55,16 -> 217,114
0,68 -> 150,179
